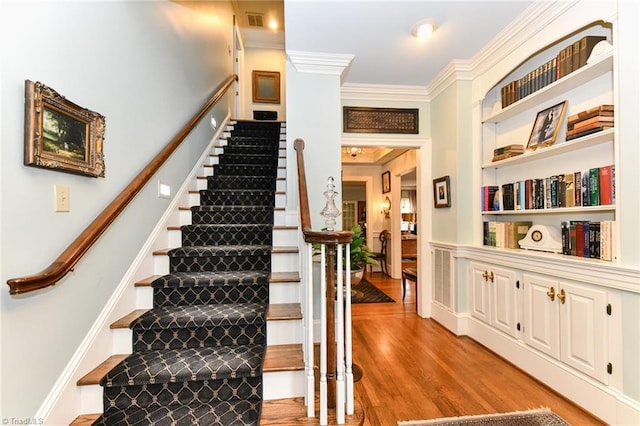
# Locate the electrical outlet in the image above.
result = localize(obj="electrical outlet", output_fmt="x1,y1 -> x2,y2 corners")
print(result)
54,185 -> 70,212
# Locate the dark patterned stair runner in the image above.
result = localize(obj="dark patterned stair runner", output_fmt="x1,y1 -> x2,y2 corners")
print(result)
94,120 -> 282,425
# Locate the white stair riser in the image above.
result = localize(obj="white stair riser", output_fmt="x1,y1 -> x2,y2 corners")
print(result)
271,253 -> 300,272
263,370 -> 305,400
269,283 -> 301,304
267,320 -> 302,345
136,286 -> 154,309
79,385 -> 103,414
112,329 -> 132,354
274,229 -> 299,247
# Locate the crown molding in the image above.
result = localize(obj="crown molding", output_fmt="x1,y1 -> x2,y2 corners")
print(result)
341,83 -> 430,103
469,1 -> 577,78
286,50 -> 354,76
427,60 -> 473,99
244,41 -> 285,51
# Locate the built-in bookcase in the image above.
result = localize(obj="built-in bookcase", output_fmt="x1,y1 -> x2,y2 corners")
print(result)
479,21 -> 616,261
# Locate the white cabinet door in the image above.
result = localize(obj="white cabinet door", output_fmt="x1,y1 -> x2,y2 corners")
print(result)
491,266 -> 518,337
559,280 -> 607,383
470,263 -> 517,337
470,263 -> 491,325
523,274 -> 560,359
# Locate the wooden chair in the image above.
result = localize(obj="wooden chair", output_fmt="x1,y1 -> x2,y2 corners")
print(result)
369,230 -> 389,275
401,267 -> 417,301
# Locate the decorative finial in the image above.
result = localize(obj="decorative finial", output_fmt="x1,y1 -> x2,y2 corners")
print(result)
320,177 -> 341,231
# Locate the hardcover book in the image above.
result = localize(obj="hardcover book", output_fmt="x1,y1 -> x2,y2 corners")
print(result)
579,35 -> 607,68
589,168 -> 600,206
599,165 -> 613,205
565,173 -> 575,207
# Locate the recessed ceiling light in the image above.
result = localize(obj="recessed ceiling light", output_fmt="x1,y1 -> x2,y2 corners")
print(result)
412,19 -> 436,39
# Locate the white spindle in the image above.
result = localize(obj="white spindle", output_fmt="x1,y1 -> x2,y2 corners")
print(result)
336,245 -> 346,424
345,243 -> 354,414
319,245 -> 328,425
304,243 -> 315,417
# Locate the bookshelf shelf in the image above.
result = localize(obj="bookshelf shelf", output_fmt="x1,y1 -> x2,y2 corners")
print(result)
483,52 -> 613,124
482,205 -> 615,215
481,128 -> 614,169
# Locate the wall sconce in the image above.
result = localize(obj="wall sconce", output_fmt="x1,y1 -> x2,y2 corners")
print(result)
381,196 -> 391,218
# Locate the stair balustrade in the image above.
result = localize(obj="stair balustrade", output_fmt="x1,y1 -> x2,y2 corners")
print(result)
294,138 -> 355,425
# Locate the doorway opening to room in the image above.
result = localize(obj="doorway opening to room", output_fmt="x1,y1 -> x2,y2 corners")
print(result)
340,146 -> 423,310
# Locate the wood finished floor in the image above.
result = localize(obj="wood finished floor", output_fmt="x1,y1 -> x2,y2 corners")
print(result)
349,270 -> 605,426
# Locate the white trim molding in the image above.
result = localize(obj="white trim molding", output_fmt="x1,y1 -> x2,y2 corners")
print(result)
341,83 -> 429,103
427,59 -> 473,100
286,50 -> 354,76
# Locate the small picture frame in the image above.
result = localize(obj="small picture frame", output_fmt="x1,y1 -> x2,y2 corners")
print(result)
382,171 -> 391,194
526,101 -> 567,151
252,70 -> 280,104
433,176 -> 451,208
24,80 -> 105,177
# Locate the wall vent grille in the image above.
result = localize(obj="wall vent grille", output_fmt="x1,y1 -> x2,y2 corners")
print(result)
246,13 -> 264,28
433,247 -> 453,309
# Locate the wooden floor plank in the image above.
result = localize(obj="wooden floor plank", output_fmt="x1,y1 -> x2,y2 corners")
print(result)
351,270 -> 605,426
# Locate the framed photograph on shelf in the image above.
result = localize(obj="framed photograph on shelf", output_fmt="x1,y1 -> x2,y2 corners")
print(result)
252,70 -> 280,104
526,100 -> 567,151
381,171 -> 391,194
433,176 -> 451,208
24,80 -> 105,177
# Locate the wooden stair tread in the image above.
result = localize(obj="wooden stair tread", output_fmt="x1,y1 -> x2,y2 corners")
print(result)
267,303 -> 302,320
70,413 -> 100,425
135,275 -> 162,287
77,354 -> 128,386
269,272 -> 300,283
264,344 -> 304,372
110,309 -> 148,329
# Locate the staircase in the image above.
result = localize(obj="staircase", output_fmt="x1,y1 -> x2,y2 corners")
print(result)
73,120 -> 305,425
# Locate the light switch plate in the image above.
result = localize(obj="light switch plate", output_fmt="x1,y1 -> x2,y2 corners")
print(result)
54,185 -> 70,212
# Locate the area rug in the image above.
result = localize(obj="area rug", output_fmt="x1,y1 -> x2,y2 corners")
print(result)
351,278 -> 395,303
397,408 -> 569,425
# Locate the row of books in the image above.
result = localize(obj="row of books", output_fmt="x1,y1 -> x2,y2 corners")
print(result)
483,221 -> 532,249
501,35 -> 606,108
561,220 -> 617,261
481,165 -> 615,212
566,104 -> 614,141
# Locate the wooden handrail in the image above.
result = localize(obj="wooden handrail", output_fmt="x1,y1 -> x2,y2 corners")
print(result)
7,75 -> 238,295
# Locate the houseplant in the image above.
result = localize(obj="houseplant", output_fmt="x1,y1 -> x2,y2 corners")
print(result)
313,224 -> 378,286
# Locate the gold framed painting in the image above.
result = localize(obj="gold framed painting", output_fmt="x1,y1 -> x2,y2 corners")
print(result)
24,80 -> 105,177
252,70 -> 280,104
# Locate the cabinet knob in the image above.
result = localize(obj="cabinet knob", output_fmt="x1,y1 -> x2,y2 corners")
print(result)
558,288 -> 566,304
547,286 -> 556,302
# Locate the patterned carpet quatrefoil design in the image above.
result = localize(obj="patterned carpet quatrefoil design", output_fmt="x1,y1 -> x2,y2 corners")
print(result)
93,120 -> 283,425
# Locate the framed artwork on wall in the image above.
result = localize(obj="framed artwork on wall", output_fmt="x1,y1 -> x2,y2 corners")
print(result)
252,70 -> 280,104
24,80 -> 106,177
526,100 -> 567,151
433,176 -> 451,208
382,171 -> 391,194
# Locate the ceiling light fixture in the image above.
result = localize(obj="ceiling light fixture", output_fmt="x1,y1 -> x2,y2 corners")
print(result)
343,147 -> 365,159
412,19 -> 436,40
268,19 -> 278,31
